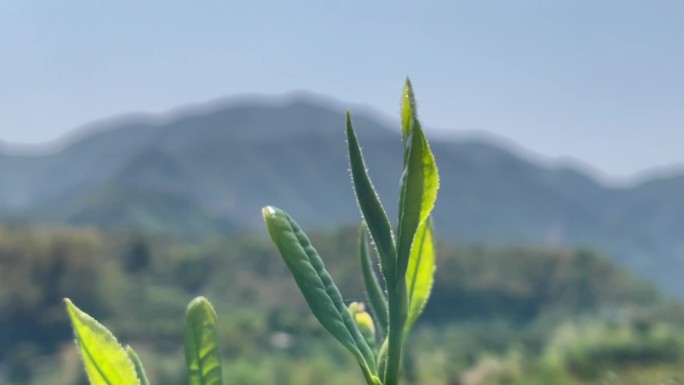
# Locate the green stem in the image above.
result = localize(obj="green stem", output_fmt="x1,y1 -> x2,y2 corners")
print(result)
384,279 -> 408,385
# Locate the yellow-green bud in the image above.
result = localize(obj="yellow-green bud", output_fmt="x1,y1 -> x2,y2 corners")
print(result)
348,302 -> 375,347
355,311 -> 375,337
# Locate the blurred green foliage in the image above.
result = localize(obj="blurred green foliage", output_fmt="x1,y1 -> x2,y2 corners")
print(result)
1,225 -> 683,385
0,227 -> 117,383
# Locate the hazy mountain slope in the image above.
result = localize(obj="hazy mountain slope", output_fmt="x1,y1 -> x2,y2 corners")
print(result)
1,96 -> 684,294
0,120 -> 161,215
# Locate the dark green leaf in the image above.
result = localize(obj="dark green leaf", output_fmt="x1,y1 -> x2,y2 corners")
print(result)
359,222 -> 389,337
346,112 -> 397,286
263,206 -> 377,379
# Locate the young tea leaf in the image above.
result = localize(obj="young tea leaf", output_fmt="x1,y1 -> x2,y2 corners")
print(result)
396,80 -> 439,281
263,206 -> 377,378
404,219 -> 436,335
384,79 -> 440,385
125,346 -> 150,385
347,112 -> 397,286
184,297 -> 223,385
64,299 -> 140,385
401,77 -> 417,143
359,222 -> 389,336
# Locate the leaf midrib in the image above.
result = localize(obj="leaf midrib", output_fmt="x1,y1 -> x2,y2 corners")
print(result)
74,328 -> 115,385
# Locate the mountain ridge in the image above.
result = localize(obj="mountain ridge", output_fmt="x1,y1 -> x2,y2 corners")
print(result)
5,95 -> 683,188
1,95 -> 684,297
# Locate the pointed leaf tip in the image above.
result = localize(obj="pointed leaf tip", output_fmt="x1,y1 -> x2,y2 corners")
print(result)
65,298 -> 140,385
401,79 -> 417,140
262,206 -> 276,220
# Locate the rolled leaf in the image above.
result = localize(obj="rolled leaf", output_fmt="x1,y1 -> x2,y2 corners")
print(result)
401,77 -> 417,143
125,346 -> 150,385
359,222 -> 389,336
263,206 -> 377,376
404,219 -> 436,334
347,112 -> 397,285
184,297 -> 223,385
64,299 -> 140,385
377,338 -> 389,375
396,80 -> 439,281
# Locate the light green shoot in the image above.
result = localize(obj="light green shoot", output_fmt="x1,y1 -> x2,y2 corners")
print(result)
263,78 -> 439,385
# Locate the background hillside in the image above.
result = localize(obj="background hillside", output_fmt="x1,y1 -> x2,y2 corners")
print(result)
1,97 -> 683,296
2,225 -> 682,385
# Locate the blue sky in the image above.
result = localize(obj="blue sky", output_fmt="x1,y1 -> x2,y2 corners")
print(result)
1,1 -> 683,180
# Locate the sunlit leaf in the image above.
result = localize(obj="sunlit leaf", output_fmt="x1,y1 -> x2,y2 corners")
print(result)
184,297 -> 223,385
64,298 -> 140,385
396,79 -> 439,281
405,219 -> 436,335
401,78 -> 417,143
